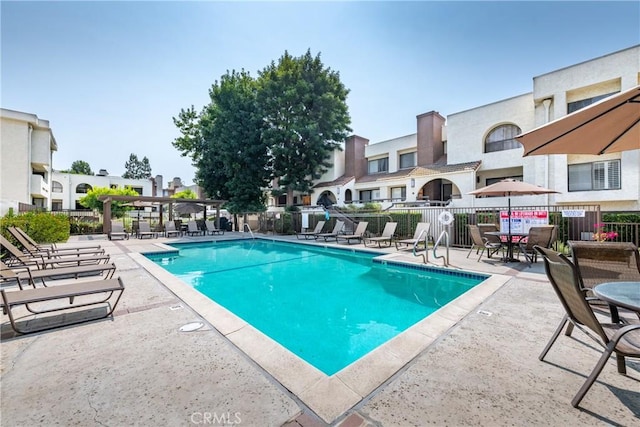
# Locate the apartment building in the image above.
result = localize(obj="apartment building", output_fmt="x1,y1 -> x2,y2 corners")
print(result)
50,169 -> 154,211
310,45 -> 640,212
0,108 -> 58,215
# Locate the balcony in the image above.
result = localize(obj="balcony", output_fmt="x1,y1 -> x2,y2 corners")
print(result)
30,174 -> 50,198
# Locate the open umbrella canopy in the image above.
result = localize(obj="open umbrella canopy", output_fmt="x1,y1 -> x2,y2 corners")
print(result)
516,85 -> 640,156
468,179 -> 559,261
468,179 -> 559,198
173,203 -> 204,215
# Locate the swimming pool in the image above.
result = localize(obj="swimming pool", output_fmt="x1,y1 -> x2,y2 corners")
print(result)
146,240 -> 486,375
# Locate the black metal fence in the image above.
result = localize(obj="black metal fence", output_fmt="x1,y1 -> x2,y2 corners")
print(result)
234,204 -> 640,250
13,205 -> 640,248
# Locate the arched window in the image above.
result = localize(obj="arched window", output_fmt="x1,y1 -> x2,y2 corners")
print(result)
344,189 -> 353,203
75,183 -> 93,194
52,181 -> 63,193
484,124 -> 522,153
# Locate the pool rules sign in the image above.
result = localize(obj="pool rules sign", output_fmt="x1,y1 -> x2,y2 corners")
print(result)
500,210 -> 549,234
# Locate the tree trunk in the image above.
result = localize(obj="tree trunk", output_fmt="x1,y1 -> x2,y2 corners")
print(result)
287,188 -> 294,207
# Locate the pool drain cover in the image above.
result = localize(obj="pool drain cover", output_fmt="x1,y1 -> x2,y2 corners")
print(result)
179,322 -> 204,332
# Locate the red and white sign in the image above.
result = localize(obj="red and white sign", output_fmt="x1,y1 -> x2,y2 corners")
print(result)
500,210 -> 549,234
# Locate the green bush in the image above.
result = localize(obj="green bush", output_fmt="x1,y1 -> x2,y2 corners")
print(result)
274,212 -> 294,234
602,212 -> 640,223
69,221 -> 104,235
1,211 -> 70,244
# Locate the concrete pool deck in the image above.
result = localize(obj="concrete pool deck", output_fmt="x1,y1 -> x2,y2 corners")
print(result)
1,232 -> 638,426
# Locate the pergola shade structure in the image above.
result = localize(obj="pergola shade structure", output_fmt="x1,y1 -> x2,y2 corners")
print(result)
97,195 -> 227,234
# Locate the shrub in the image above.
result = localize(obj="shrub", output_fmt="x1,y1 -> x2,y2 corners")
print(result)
1,211 -> 70,243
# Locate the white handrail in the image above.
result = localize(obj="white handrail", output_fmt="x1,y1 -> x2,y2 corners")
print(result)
243,223 -> 255,239
432,230 -> 449,267
412,228 -> 429,263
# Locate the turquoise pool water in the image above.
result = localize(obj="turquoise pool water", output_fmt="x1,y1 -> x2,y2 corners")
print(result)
146,240 -> 485,375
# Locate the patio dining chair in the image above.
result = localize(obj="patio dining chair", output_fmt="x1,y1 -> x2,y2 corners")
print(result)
534,245 -> 640,408
567,240 -> 640,324
516,225 -> 555,266
467,225 -> 503,262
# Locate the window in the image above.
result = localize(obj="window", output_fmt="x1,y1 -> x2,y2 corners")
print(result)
51,200 -> 63,211
484,124 -> 522,153
568,160 -> 620,191
368,157 -> 388,174
568,92 -> 618,114
130,187 -> 143,195
391,187 -> 406,201
399,152 -> 416,169
75,200 -> 89,210
52,181 -> 63,193
359,189 -> 380,202
486,176 -> 523,186
75,183 -> 92,194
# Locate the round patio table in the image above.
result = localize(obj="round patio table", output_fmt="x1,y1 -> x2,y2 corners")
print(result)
484,231 -> 529,262
593,281 -> 640,322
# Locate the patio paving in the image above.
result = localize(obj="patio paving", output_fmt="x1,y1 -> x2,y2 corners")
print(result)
1,232 -> 638,426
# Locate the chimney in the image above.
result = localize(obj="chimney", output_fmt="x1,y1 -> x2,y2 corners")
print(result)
344,135 -> 369,179
416,111 -> 445,166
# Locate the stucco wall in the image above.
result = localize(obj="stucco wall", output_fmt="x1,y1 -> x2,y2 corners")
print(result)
51,171 -> 154,210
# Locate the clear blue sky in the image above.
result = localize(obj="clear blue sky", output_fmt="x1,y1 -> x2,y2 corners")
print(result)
2,1 -> 639,186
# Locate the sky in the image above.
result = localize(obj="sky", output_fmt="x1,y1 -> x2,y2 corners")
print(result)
2,1 -> 639,186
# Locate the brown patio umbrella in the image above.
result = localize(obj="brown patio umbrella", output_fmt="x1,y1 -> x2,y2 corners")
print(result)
516,85 -> 640,156
122,200 -> 156,207
173,202 -> 204,215
468,179 -> 558,261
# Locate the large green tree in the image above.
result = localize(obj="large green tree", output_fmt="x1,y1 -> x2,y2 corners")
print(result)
258,50 -> 351,204
61,160 -> 94,175
122,153 -> 152,179
173,50 -> 351,210
171,189 -> 197,199
78,186 -> 139,217
173,70 -> 270,213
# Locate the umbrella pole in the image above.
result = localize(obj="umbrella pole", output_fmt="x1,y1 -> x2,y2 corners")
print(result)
505,194 -> 520,262
507,194 -> 513,261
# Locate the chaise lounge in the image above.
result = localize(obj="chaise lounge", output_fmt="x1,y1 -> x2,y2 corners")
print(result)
395,222 -> 431,251
164,221 -> 182,238
296,221 -> 326,240
136,221 -> 157,239
1,260 -> 117,289
1,276 -> 125,334
364,222 -> 397,248
186,221 -> 204,236
205,220 -> 225,235
315,221 -> 344,242
8,226 -> 105,257
336,221 -> 368,245
108,221 -> 129,240
11,226 -> 103,252
1,236 -> 111,269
